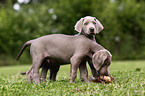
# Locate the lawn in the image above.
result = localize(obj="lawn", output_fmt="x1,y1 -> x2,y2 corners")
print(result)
0,60 -> 145,95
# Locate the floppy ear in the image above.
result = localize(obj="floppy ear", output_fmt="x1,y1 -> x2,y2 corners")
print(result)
92,52 -> 107,71
94,18 -> 104,34
106,50 -> 112,64
108,57 -> 112,65
74,18 -> 84,33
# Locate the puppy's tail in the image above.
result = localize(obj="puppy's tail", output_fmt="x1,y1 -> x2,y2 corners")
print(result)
20,72 -> 26,75
16,40 -> 34,61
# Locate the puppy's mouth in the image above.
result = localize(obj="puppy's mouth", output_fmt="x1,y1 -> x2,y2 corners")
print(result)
89,32 -> 95,35
80,30 -> 95,38
88,30 -> 96,35
87,32 -> 95,37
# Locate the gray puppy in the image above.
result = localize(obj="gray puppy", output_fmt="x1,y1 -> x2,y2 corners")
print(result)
16,34 -> 112,84
74,16 -> 104,81
19,16 -> 104,83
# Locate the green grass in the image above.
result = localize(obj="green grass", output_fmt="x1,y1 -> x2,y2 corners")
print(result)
0,60 -> 145,96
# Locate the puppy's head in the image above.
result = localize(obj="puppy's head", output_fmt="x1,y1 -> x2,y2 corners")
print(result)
74,16 -> 104,35
92,50 -> 112,76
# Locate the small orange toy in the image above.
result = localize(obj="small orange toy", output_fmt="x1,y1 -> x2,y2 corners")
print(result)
89,75 -> 114,83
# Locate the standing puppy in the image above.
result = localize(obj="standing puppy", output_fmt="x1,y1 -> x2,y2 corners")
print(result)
16,34 -> 112,84
74,16 -> 104,81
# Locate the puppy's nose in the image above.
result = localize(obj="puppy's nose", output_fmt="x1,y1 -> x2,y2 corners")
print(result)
89,27 -> 94,32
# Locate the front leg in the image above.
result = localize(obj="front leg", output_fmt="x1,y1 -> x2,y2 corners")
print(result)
79,61 -> 89,83
88,59 -> 99,77
69,56 -> 82,83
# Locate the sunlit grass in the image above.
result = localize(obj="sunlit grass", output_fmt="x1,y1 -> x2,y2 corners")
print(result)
0,60 -> 145,95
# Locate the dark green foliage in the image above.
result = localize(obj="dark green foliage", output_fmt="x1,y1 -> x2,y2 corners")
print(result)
0,0 -> 145,66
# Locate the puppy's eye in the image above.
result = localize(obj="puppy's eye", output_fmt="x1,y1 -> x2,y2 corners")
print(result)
93,22 -> 96,25
84,22 -> 88,25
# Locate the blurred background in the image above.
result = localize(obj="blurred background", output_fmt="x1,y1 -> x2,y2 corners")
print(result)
0,0 -> 145,66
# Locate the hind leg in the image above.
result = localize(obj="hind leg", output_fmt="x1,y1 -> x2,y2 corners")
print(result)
32,56 -> 43,84
26,67 -> 33,84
